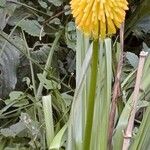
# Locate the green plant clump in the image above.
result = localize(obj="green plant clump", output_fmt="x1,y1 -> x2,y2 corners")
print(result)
0,0 -> 150,150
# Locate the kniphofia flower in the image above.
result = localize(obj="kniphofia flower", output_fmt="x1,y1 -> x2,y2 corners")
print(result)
70,0 -> 129,39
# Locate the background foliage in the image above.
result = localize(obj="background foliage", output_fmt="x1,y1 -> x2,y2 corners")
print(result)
0,0 -> 149,149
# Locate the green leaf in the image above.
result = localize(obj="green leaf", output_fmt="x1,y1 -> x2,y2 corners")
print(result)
61,93 -> 73,107
5,91 -> 29,107
130,106 -> 150,150
143,42 -> 150,53
0,37 -> 20,98
125,0 -> 150,37
126,52 -> 139,69
67,31 -> 91,150
0,0 -> 5,7
31,45 -> 50,63
37,73 -> 61,90
49,124 -> 67,150
0,121 -> 26,138
18,19 -> 45,37
20,113 -> 40,136
136,16 -> 150,33
47,0 -> 63,6
8,7 -> 30,26
0,138 -> 6,150
38,0 -> 48,8
0,0 -> 17,29
90,39 -> 112,150
65,22 -> 76,50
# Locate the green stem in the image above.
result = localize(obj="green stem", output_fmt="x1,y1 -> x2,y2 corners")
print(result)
22,31 -> 37,100
22,31 -> 38,119
36,32 -> 62,98
83,39 -> 99,150
8,1 -> 51,17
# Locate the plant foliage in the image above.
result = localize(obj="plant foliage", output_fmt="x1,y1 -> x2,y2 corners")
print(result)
0,0 -> 150,150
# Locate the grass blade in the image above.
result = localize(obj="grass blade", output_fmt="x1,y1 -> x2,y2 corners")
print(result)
42,95 -> 54,148
49,124 -> 67,150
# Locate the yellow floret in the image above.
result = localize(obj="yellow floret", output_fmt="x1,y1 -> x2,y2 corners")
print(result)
70,0 -> 129,39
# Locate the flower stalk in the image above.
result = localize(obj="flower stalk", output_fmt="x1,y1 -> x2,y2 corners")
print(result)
83,39 -> 99,150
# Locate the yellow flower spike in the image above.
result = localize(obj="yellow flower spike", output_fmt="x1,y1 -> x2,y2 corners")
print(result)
70,0 -> 129,39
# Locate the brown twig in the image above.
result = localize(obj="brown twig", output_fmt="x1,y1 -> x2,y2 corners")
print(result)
43,10 -> 68,25
122,51 -> 148,150
108,23 -> 125,150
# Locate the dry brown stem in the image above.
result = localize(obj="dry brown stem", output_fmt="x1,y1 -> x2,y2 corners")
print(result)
108,23 -> 125,150
122,51 -> 148,150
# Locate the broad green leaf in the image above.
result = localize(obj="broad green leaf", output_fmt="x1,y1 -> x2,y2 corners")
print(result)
18,19 -> 45,37
0,37 -> 20,98
0,121 -> 26,137
126,52 -> 139,69
8,7 -> 30,26
0,0 -> 17,30
67,31 -> 91,150
31,45 -> 50,63
91,39 -> 112,150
